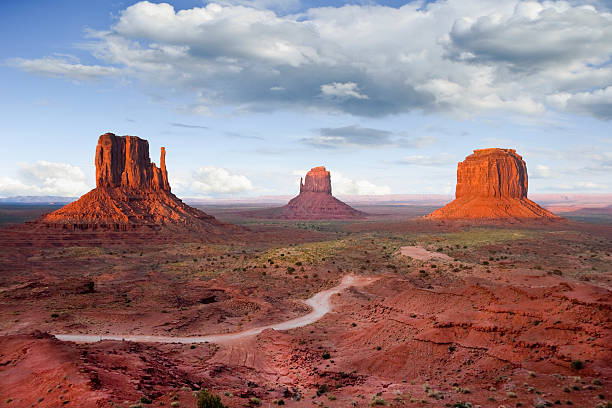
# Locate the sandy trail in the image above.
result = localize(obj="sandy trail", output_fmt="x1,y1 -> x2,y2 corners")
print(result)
398,245 -> 452,261
54,274 -> 376,344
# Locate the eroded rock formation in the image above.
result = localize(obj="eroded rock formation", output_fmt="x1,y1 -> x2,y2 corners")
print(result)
426,148 -> 559,220
276,166 -> 365,219
41,133 -> 229,232
300,166 -> 332,194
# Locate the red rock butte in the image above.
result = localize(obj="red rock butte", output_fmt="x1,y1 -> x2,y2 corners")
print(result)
275,166 -> 365,219
426,148 -> 559,220
41,133 -> 228,232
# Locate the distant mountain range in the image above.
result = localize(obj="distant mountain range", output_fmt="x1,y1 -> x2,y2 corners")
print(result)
1,194 -> 611,210
0,196 -> 77,204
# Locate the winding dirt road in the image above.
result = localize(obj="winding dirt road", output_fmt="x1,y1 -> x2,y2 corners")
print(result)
54,274 -> 376,344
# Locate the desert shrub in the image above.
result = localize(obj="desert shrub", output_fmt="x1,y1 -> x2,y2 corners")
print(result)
371,395 -> 387,406
322,352 -> 331,359
452,402 -> 472,408
287,267 -> 295,274
140,395 -> 152,404
249,397 -> 261,406
571,360 -> 584,370
196,389 -> 225,408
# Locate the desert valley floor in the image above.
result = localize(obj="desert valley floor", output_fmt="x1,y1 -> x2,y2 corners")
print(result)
0,204 -> 610,408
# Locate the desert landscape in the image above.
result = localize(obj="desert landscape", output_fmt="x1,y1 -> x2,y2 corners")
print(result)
0,135 -> 610,408
2,1 -> 612,408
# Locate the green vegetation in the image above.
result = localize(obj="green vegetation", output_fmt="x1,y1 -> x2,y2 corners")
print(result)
371,395 -> 387,406
571,360 -> 584,370
196,389 -> 225,408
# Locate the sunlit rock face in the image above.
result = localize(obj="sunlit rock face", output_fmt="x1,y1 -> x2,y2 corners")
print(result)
40,133 -> 225,231
427,148 -> 559,220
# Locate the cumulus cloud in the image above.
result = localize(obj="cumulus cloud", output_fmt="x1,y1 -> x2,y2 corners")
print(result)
191,166 -> 253,194
8,0 -> 612,119
291,169 -> 390,195
332,171 -> 391,195
0,161 -> 90,197
548,87 -> 612,120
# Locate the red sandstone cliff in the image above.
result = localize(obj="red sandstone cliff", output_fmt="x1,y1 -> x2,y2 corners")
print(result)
41,133 -> 230,232
426,148 -> 559,220
276,167 -> 365,219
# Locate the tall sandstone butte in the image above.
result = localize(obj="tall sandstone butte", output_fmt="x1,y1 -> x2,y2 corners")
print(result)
276,166 -> 365,219
426,148 -> 559,220
41,133 -> 227,232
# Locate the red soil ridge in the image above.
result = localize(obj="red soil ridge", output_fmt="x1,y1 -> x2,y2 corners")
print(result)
40,133 -> 227,231
277,166 -> 365,219
427,148 -> 559,220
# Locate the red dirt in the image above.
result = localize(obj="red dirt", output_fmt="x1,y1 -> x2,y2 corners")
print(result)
1,204 -> 610,407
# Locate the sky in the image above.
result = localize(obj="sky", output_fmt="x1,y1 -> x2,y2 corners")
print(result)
1,0 -> 611,199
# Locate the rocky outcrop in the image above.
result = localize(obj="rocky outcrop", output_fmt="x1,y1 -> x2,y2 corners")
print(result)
95,133 -> 170,191
40,133 -> 233,233
426,148 -> 559,220
300,166 -> 332,194
276,167 -> 365,219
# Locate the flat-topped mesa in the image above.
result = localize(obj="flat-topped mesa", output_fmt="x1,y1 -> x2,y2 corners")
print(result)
96,133 -> 170,191
300,166 -> 332,194
426,148 -> 559,220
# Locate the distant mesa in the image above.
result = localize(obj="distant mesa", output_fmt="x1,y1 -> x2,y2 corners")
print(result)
426,148 -> 560,220
274,166 -> 365,219
40,133 -> 231,232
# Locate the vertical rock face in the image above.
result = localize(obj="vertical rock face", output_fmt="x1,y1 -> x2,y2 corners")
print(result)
427,148 -> 559,220
40,133 -> 233,233
300,166 -> 332,194
95,133 -> 170,191
276,166 -> 365,219
455,148 -> 527,199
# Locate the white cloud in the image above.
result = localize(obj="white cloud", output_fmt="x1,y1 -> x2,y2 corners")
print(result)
8,57 -> 120,80
396,154 -> 455,166
531,164 -> 554,179
191,166 -> 253,194
8,0 -> 612,119
548,86 -> 612,120
320,82 -> 369,100
0,161 -> 90,197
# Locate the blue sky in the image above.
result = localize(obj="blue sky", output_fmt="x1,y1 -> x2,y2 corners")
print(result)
1,0 -> 611,198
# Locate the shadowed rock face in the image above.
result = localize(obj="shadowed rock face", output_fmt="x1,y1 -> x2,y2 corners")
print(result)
40,133 -> 231,232
277,166 -> 365,220
427,148 -> 559,220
